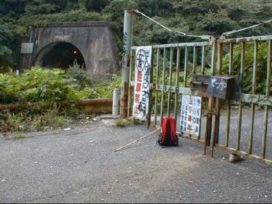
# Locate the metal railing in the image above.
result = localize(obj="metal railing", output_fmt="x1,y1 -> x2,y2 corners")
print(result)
127,34 -> 272,164
216,35 -> 272,164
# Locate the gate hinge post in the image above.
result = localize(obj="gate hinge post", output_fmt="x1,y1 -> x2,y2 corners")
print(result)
120,9 -> 133,117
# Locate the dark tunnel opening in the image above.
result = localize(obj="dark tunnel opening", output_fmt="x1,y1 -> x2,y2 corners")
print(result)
36,42 -> 86,69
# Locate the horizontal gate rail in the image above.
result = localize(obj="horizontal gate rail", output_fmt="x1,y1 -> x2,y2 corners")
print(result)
218,35 -> 272,43
128,34 -> 272,164
131,41 -> 212,50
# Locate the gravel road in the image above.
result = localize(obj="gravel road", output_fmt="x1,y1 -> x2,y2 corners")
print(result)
0,116 -> 272,203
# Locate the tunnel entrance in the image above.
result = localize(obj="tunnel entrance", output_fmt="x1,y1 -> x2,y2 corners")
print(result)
35,42 -> 85,69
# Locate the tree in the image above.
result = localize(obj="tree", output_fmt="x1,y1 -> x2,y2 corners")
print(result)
0,25 -> 13,69
103,0 -> 138,21
86,0 -> 110,12
196,9 -> 238,36
1,0 -> 272,70
137,0 -> 173,16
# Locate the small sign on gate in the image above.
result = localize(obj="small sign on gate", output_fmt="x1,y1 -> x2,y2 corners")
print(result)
180,95 -> 202,137
206,76 -> 237,100
190,74 -> 240,100
132,46 -> 152,121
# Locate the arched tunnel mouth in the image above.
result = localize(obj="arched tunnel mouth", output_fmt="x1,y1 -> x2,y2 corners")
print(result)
35,42 -> 86,69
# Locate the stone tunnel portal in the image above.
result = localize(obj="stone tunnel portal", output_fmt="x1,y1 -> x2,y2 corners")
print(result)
35,42 -> 86,69
19,22 -> 119,79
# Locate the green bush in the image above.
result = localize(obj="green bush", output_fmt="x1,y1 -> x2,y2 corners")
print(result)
0,67 -> 77,103
0,66 -> 121,104
94,74 -> 121,98
0,66 -> 122,132
19,67 -> 75,102
0,73 -> 18,103
67,62 -> 94,89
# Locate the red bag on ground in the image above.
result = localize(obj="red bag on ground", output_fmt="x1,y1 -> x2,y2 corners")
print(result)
158,117 -> 178,146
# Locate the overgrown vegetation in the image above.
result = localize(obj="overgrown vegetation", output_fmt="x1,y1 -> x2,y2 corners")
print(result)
0,105 -> 72,132
222,42 -> 271,94
115,118 -> 128,127
0,66 -> 120,133
1,0 -> 272,69
1,67 -> 74,103
0,66 -> 120,104
115,117 -> 143,127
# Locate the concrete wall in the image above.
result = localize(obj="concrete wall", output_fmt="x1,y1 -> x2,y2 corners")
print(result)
20,22 -> 119,78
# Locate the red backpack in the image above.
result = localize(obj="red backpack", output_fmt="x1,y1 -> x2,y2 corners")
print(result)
158,117 -> 178,146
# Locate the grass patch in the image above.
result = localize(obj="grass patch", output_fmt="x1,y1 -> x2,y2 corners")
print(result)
0,105 -> 83,134
115,118 -> 128,127
13,132 -> 26,140
115,117 -> 145,127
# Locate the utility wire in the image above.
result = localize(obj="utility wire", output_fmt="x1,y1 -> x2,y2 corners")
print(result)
221,18 -> 272,38
134,9 -> 175,33
133,9 -> 213,41
134,9 -> 272,40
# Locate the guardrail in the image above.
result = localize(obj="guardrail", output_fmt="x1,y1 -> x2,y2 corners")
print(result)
0,99 -> 113,114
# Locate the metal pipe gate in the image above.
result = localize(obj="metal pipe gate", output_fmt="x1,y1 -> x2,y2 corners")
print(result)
127,35 -> 272,164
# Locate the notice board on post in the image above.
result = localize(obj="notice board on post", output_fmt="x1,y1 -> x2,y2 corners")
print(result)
132,46 -> 152,121
180,95 -> 202,137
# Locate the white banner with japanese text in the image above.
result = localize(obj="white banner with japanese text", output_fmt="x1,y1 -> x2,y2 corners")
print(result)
180,95 -> 202,136
132,46 -> 152,120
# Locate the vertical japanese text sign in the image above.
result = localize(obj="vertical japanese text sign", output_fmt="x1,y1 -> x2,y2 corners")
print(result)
133,46 -> 152,120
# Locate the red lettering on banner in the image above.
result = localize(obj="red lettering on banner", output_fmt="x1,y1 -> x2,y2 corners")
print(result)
137,71 -> 143,82
136,83 -> 142,92
135,93 -> 140,103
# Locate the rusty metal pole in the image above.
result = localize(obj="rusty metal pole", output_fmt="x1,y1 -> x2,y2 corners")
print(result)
212,98 -> 220,157
211,42 -> 223,157
204,38 -> 216,155
120,9 -> 133,117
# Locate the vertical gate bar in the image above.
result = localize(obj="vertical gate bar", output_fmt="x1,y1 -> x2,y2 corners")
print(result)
154,48 -> 160,126
193,46 -> 197,74
160,48 -> 166,125
262,40 -> 271,159
212,98 -> 220,147
184,46 -> 189,86
237,42 -> 245,150
199,45 -> 208,140
174,48 -> 181,121
248,40 -> 258,154
184,46 -> 190,138
205,41 -> 217,154
167,48 -> 173,117
211,40 -> 217,75
217,43 -> 223,74
146,47 -> 154,128
198,107 -> 202,140
213,42 -> 223,145
201,45 -> 206,74
225,42 -> 233,147
127,49 -> 133,117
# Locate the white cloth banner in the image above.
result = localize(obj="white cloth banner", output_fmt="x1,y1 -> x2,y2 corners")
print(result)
132,46 -> 152,120
180,95 -> 202,136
